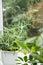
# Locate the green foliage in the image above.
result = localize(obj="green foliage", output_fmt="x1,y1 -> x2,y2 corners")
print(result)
24,56 -> 28,62
16,55 -> 28,65
15,40 -> 28,51
3,0 -> 41,39
23,63 -> 28,65
16,55 -> 38,65
2,0 -> 43,64
0,28 -> 18,51
18,57 -> 23,61
16,34 -> 43,64
29,0 -> 41,5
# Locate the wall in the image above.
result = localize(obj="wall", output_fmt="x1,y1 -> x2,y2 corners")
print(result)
0,0 -> 3,35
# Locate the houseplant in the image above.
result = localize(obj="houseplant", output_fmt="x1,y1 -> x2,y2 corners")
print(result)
1,0 -> 43,65
16,33 -> 43,65
0,27 -> 19,65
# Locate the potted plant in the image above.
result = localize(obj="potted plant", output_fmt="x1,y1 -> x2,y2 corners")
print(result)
1,0 -> 42,65
0,28 -> 19,65
15,34 -> 43,65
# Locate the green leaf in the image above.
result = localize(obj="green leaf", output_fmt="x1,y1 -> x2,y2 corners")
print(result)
25,37 -> 36,44
15,40 -> 29,51
23,63 -> 28,65
24,56 -> 28,62
33,63 -> 37,65
39,48 -> 43,53
36,35 -> 43,47
16,63 -> 21,65
9,46 -> 18,50
29,54 -> 33,61
32,54 -> 43,63
18,57 -> 23,61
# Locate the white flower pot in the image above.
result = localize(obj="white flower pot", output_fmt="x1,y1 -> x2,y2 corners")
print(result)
0,50 -> 18,65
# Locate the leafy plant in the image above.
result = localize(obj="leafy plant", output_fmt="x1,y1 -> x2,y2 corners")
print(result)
0,27 -> 18,51
16,34 -> 43,64
16,55 -> 38,65
2,0 -> 43,64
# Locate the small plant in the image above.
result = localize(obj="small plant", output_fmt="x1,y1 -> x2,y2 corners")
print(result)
0,27 -> 18,51
16,55 -> 38,65
16,34 -> 43,64
16,55 -> 29,65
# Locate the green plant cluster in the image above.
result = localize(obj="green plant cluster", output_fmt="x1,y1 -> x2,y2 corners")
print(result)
16,34 -> 43,64
0,0 -> 43,64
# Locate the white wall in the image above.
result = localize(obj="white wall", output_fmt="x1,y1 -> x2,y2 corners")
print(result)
0,0 -> 3,35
